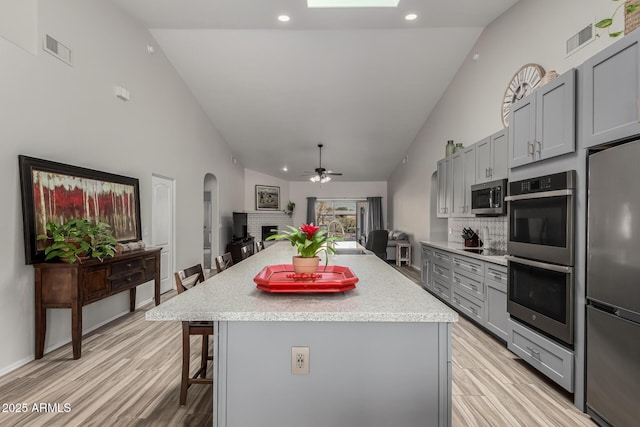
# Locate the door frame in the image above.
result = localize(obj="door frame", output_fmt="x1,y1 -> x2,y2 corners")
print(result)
151,174 -> 176,294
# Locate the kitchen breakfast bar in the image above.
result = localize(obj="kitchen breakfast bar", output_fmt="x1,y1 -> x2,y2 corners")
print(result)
146,242 -> 458,427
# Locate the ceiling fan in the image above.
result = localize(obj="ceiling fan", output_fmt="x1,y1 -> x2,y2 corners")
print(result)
303,143 -> 343,183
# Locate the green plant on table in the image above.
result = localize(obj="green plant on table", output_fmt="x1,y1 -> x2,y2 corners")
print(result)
596,0 -> 640,37
37,218 -> 118,263
266,223 -> 341,266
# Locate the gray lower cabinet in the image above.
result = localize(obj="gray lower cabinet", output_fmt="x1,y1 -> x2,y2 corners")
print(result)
432,249 -> 452,303
421,245 -> 507,342
582,28 -> 640,148
421,245 -> 432,290
484,264 -> 508,341
508,318 -> 574,392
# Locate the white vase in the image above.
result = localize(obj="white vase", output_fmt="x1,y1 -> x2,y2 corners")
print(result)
292,256 -> 320,274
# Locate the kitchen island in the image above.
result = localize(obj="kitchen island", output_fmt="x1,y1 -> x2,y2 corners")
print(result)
147,242 -> 458,427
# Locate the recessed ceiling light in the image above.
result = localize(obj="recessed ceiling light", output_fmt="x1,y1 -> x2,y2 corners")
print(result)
405,13 -> 418,21
278,15 -> 290,22
282,166 -> 288,172
307,0 -> 399,8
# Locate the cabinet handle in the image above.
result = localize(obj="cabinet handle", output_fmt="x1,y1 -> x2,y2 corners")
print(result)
535,140 -> 541,156
526,346 -> 541,360
493,273 -> 502,280
471,267 -> 478,272
488,167 -> 492,177
455,261 -> 460,266
471,283 -> 477,291
127,263 -> 132,268
454,277 -> 460,283
485,168 -> 489,178
471,307 -> 477,315
453,297 -> 460,304
527,141 -> 534,156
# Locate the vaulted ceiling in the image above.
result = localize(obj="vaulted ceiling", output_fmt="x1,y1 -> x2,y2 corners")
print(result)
110,0 -> 519,181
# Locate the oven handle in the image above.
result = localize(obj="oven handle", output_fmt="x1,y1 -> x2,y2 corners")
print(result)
505,255 -> 573,273
504,189 -> 573,202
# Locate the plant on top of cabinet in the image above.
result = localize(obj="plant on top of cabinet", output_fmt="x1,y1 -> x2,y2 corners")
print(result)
596,0 -> 640,37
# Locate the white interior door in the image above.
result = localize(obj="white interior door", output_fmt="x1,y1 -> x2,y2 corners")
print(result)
152,175 -> 175,293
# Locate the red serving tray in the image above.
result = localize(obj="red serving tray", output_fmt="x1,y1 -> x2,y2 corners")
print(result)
254,264 -> 358,293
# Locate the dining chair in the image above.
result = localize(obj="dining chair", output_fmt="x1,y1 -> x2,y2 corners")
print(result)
240,245 -> 251,260
215,252 -> 234,273
174,264 -> 213,405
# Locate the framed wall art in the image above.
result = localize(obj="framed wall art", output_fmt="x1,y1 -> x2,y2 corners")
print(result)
18,155 -> 142,264
255,185 -> 280,211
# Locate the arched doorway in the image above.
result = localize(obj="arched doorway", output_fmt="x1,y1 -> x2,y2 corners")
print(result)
203,173 -> 219,272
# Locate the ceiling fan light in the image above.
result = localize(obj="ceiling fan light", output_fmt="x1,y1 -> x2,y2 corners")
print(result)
310,175 -> 320,182
320,175 -> 331,183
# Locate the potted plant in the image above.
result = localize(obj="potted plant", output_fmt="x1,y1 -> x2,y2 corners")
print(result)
37,218 -> 118,263
284,201 -> 295,217
266,223 -> 341,274
596,0 -> 640,37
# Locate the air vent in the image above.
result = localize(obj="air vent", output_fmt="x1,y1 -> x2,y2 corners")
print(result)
43,34 -> 72,66
566,24 -> 594,56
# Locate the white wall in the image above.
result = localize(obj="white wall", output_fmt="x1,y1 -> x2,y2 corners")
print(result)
0,0 -> 244,374
289,181 -> 387,228
244,169 -> 291,212
388,0 -> 619,256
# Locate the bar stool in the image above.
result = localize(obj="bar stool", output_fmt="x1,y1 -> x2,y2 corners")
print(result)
396,242 -> 411,267
174,264 -> 213,405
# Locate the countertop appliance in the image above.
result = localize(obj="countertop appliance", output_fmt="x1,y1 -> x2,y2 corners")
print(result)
586,140 -> 640,427
506,171 -> 576,346
471,178 -> 507,216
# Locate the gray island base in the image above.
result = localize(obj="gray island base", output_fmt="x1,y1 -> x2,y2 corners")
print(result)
147,242 -> 458,427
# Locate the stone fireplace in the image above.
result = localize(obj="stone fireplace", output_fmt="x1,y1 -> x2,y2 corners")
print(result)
262,225 -> 278,241
246,211 -> 293,245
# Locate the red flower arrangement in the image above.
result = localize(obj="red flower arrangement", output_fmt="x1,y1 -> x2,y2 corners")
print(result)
266,223 -> 340,258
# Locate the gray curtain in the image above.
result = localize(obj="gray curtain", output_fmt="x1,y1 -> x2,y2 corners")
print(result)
367,197 -> 383,234
306,197 -> 317,225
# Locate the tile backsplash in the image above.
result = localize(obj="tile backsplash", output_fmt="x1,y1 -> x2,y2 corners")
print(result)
448,217 -> 507,251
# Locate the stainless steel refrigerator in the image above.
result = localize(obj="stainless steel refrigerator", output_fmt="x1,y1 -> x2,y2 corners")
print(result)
587,140 -> 640,427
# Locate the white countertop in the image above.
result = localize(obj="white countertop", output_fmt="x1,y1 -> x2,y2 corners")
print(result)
146,242 -> 458,323
420,240 -> 508,267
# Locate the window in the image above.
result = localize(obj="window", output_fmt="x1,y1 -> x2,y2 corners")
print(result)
315,200 -> 367,241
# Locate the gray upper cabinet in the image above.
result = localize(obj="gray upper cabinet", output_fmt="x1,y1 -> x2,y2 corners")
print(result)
436,157 -> 451,217
508,69 -> 576,168
476,129 -> 508,183
451,146 -> 476,217
451,151 -> 465,217
462,145 -> 476,216
582,29 -> 640,148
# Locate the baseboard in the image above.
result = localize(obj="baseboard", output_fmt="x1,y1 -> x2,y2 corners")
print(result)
0,296 -> 154,378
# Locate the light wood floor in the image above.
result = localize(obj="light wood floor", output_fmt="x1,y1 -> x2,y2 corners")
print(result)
0,266 -> 595,426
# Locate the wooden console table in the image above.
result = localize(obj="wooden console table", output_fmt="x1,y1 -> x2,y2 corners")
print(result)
34,248 -> 161,359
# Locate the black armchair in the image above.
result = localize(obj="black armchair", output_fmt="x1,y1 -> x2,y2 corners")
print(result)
365,229 -> 389,260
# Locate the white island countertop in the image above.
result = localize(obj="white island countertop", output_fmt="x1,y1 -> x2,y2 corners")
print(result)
146,241 -> 457,323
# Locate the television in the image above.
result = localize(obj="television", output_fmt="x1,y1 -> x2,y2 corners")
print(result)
232,212 -> 248,240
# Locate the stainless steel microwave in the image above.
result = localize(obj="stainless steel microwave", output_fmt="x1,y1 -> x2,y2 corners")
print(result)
471,179 -> 507,216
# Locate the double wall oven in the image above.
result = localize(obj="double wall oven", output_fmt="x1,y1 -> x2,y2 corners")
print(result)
505,171 -> 576,346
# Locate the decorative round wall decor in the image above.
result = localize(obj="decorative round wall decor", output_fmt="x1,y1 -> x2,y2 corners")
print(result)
501,63 -> 545,127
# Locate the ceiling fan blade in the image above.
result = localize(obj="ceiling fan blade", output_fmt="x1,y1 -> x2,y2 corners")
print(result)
326,172 -> 342,176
